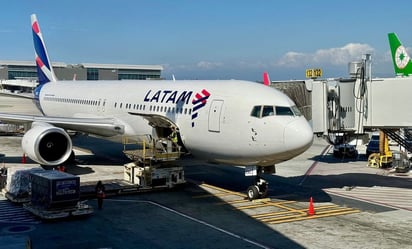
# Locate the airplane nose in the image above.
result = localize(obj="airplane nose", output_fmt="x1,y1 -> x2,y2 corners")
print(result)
284,118 -> 313,152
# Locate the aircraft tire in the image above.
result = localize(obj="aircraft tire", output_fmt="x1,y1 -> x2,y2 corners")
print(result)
247,185 -> 259,200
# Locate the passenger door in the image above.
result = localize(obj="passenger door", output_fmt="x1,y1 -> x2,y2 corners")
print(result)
208,100 -> 224,132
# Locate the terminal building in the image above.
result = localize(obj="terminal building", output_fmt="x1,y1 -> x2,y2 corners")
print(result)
0,60 -> 163,92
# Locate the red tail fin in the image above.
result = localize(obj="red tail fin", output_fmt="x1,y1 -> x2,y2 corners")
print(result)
263,72 -> 270,86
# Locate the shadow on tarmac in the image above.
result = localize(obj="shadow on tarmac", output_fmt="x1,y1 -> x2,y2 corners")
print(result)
182,162 -> 333,203
71,134 -> 131,165
306,154 -> 411,190
299,172 -> 412,190
23,183 -> 308,249
311,154 -> 368,163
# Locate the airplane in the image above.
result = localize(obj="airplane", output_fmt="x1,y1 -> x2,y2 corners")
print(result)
388,33 -> 412,76
0,14 -> 313,200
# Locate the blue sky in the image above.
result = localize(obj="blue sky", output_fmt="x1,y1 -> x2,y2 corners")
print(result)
1,1 -> 412,81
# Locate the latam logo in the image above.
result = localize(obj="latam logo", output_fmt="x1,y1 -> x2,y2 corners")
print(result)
143,88 -> 211,128
144,90 -> 192,104
191,89 -> 211,127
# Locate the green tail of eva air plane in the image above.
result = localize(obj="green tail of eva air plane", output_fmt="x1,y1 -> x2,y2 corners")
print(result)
388,32 -> 412,76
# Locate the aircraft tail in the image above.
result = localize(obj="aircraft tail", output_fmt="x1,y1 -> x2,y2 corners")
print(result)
388,32 -> 412,76
31,14 -> 57,84
263,71 -> 271,86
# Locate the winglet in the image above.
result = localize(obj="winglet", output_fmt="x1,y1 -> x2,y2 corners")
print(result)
263,71 -> 270,86
388,32 -> 412,76
31,14 -> 57,84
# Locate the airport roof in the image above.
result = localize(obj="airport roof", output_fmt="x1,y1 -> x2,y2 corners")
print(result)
80,63 -> 163,71
0,60 -> 163,71
0,60 -> 66,68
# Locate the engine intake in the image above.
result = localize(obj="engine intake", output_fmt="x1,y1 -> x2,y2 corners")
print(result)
22,122 -> 73,166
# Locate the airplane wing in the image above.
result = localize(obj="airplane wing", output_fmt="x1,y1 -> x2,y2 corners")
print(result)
0,92 -> 34,99
0,113 -> 124,136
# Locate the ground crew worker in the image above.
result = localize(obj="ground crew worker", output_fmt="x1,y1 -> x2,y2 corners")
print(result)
169,126 -> 179,151
95,180 -> 106,210
0,164 -> 6,189
0,164 -> 6,175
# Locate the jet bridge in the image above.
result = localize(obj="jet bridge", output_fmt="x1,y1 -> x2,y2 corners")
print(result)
305,55 -> 412,153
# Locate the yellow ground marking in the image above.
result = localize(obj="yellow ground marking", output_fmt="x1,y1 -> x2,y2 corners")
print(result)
267,209 -> 361,224
194,182 -> 360,224
252,204 -> 338,219
236,200 -> 297,210
198,183 -> 247,198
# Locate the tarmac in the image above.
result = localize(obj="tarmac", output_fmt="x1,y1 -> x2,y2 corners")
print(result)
0,94 -> 412,249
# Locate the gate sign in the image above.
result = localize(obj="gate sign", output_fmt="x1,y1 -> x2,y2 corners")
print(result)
306,68 -> 322,78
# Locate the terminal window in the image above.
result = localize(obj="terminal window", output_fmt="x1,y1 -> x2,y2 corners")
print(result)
87,68 -> 99,80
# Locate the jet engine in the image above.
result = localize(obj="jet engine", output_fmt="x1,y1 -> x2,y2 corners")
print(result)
21,122 -> 73,166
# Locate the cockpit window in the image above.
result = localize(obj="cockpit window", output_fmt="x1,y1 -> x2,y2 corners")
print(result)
251,106 -> 262,118
262,105 -> 274,117
251,105 -> 301,118
275,106 -> 294,116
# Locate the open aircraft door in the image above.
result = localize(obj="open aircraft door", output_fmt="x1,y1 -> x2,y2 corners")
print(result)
208,100 -> 224,132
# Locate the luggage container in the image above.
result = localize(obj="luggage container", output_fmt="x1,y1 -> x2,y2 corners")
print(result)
24,170 -> 93,219
4,167 -> 45,203
30,170 -> 80,210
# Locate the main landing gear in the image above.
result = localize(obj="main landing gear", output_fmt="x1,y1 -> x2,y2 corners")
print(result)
246,166 -> 268,201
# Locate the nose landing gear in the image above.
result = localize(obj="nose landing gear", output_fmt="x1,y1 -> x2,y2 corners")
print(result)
246,178 -> 268,200
246,166 -> 269,200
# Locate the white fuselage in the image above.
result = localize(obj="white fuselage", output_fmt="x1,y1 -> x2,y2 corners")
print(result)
37,80 -> 313,166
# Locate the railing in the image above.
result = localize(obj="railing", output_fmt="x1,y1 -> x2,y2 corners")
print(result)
381,129 -> 412,153
122,135 -> 181,164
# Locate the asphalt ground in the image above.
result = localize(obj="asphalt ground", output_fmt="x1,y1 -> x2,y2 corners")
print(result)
0,94 -> 411,249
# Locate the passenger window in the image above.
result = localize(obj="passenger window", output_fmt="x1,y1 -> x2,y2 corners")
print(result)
276,106 -> 294,116
251,106 -> 262,118
262,106 -> 274,117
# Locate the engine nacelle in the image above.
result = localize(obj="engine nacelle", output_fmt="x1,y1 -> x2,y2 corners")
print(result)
22,122 -> 73,166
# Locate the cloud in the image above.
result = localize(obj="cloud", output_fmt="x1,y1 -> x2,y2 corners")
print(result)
276,43 -> 374,67
196,61 -> 224,70
161,43 -> 380,80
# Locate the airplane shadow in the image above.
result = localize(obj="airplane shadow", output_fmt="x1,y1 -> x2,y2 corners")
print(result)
0,155 -> 95,176
182,159 -> 412,206
71,134 -> 131,166
182,161 -> 333,202
132,182 -> 307,249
